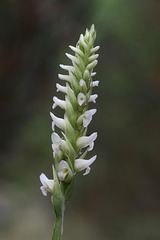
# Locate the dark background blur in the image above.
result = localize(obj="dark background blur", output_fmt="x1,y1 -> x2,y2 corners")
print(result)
0,0 -> 160,239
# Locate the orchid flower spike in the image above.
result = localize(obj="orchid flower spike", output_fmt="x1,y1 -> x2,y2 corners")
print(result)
39,24 -> 99,240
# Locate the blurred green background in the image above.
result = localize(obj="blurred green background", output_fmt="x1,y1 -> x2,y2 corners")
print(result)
0,0 -> 160,239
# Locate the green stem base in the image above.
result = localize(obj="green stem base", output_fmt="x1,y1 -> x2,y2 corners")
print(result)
52,207 -> 65,240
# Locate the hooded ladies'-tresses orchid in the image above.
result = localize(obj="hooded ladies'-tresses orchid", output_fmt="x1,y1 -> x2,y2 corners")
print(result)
39,25 -> 99,240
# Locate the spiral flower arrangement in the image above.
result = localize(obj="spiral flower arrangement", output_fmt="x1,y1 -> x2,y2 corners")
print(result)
39,24 -> 99,240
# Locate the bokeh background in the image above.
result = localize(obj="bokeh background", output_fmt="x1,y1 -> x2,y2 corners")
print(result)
1,0 -> 160,239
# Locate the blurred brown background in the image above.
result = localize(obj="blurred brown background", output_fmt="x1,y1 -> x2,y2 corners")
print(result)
0,0 -> 160,239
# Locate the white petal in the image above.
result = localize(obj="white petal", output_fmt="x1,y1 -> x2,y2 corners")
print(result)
40,173 -> 54,193
46,180 -> 54,192
58,160 -> 69,170
52,96 -> 66,110
65,53 -> 79,65
77,93 -> 86,106
88,54 -> 99,62
76,132 -> 97,151
51,132 -> 68,156
86,60 -> 98,71
50,112 -> 65,131
89,94 -> 98,103
85,28 -> 89,37
79,79 -> 87,91
56,83 -> 67,93
91,81 -> 99,87
69,45 -> 85,58
59,64 -> 75,72
58,160 -> 73,183
80,79 -> 87,88
83,167 -> 91,176
77,109 -> 97,128
83,70 -> 90,79
58,74 -> 71,82
51,132 -> 60,157
40,186 -> 48,196
79,34 -> 88,48
58,171 -> 67,181
75,155 -> 97,172
60,139 -> 68,154
40,173 -> 49,188
90,46 -> 100,54
51,132 -> 60,144
82,109 -> 97,127
89,35 -> 94,45
91,72 -> 97,77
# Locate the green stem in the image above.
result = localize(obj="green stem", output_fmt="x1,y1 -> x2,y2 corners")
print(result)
52,207 -> 65,240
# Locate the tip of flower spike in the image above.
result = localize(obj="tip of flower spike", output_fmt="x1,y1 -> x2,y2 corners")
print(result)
90,24 -> 95,31
89,24 -> 96,42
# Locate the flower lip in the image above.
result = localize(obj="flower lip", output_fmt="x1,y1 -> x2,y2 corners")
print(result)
91,81 -> 99,87
77,93 -> 86,106
89,94 -> 98,103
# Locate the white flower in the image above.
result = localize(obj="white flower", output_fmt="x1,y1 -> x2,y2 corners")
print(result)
90,46 -> 100,54
86,60 -> 98,71
59,64 -> 75,72
83,70 -> 90,80
51,132 -> 68,157
91,81 -> 99,87
58,160 -> 73,183
76,132 -> 97,151
52,96 -> 66,110
50,112 -> 65,131
91,72 -> 96,77
78,93 -> 86,106
88,54 -> 99,62
65,53 -> 79,65
40,173 -> 54,196
89,94 -> 98,103
75,155 -> 97,175
51,132 -> 60,157
79,34 -> 88,49
69,45 -> 85,58
58,74 -> 71,83
77,109 -> 97,128
56,83 -> 67,93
